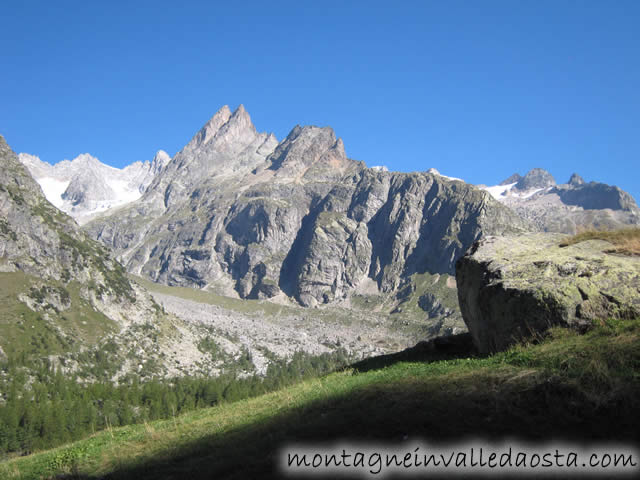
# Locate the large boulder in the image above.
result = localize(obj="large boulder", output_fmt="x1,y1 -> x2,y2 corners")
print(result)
455,233 -> 640,353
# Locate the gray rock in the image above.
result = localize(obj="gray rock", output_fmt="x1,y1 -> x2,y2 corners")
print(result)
568,173 -> 585,186
499,173 -> 522,186
456,233 -> 640,354
552,181 -> 638,211
418,292 -> 452,319
514,168 -> 556,191
62,166 -> 116,206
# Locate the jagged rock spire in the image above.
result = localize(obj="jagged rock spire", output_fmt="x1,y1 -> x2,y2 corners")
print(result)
568,173 -> 585,186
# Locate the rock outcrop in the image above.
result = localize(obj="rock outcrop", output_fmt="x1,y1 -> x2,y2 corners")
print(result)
568,173 -> 585,186
514,168 -> 556,191
456,233 -> 640,353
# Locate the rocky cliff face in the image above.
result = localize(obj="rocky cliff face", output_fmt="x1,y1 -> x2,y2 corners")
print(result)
85,106 -> 529,319
480,169 -> 640,234
456,233 -> 640,353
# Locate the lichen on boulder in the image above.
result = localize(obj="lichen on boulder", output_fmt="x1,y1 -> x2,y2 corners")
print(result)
455,233 -> 640,353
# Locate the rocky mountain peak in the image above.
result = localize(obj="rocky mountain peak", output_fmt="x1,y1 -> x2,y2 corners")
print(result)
61,167 -> 116,206
568,173 -> 585,186
265,125 -> 349,177
150,150 -> 170,174
188,105 -> 233,149
499,173 -> 522,186
211,104 -> 259,150
334,137 -> 346,157
71,153 -> 102,168
515,168 -> 556,191
179,105 -> 266,161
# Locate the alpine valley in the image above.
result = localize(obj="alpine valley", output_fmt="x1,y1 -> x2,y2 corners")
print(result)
2,105 -> 640,471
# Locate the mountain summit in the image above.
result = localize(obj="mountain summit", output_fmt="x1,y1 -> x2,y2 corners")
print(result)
514,168 -> 556,191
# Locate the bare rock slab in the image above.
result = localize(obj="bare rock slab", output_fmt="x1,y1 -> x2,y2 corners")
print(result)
455,233 -> 640,353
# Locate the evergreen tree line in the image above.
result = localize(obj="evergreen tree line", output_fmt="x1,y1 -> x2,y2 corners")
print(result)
0,349 -> 351,457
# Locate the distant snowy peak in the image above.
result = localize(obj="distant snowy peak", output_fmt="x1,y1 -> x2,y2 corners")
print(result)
18,150 -> 170,224
481,168 -> 555,200
479,168 -> 640,233
150,150 -> 170,173
18,153 -> 55,179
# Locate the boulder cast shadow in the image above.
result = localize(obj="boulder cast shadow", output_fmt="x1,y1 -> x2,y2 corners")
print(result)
81,335 -> 639,480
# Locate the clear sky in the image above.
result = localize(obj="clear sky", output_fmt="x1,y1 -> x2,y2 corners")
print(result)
1,1 -> 638,201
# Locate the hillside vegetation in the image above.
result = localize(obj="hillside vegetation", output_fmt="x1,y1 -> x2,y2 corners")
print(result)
2,317 -> 638,479
560,227 -> 640,255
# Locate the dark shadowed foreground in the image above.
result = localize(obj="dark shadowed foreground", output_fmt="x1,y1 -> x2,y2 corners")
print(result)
3,321 -> 640,480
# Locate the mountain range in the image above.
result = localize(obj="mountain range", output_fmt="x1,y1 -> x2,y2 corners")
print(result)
4,104 -> 640,374
81,106 -> 529,317
71,106 -> 637,304
21,107 -> 639,240
479,167 -> 639,233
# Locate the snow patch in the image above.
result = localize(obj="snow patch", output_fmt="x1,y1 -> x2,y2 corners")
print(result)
514,187 -> 545,199
481,182 -> 517,200
105,179 -> 144,204
37,177 -> 70,208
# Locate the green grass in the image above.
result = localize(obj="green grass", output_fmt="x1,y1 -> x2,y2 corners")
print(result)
0,272 -> 117,361
560,227 -> 640,255
3,318 -> 639,479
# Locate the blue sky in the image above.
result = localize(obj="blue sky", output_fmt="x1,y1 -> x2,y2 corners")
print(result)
1,1 -> 638,200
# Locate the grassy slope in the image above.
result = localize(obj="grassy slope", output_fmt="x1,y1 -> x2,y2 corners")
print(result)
0,272 -> 116,360
2,318 -> 639,480
560,228 -> 640,255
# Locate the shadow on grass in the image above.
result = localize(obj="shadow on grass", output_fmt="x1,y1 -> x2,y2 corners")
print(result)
351,333 -> 477,373
75,336 -> 639,480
